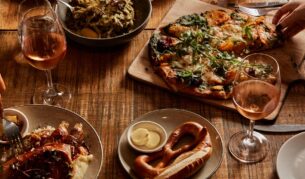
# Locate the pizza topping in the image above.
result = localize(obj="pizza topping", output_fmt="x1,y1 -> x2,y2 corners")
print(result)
156,38 -> 173,53
176,13 -> 208,28
176,70 -> 203,86
230,12 -> 248,23
243,26 -> 254,40
149,9 -> 281,99
166,24 -> 191,38
205,10 -> 230,26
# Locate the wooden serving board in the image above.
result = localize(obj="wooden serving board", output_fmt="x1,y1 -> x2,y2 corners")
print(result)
128,0 -> 305,120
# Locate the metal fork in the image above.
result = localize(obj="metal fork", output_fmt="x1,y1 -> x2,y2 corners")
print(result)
238,6 -> 279,17
3,118 -> 24,155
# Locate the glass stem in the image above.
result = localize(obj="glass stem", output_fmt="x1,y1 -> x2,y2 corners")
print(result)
248,120 -> 255,141
44,70 -> 57,104
45,70 -> 54,89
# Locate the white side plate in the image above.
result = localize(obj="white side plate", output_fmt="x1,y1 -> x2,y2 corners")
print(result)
277,132 -> 305,179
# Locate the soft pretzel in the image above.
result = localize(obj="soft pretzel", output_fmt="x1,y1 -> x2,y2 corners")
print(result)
133,121 -> 212,179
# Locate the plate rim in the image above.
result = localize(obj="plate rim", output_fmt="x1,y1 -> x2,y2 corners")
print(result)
276,132 -> 305,179
118,108 -> 224,179
7,104 -> 103,179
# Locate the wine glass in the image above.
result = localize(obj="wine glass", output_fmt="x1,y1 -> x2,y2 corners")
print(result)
228,53 -> 281,163
18,0 -> 71,106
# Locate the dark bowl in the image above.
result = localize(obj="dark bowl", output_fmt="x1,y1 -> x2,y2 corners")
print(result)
56,0 -> 152,47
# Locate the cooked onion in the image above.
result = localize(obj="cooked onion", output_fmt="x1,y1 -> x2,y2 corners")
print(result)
66,0 -> 135,38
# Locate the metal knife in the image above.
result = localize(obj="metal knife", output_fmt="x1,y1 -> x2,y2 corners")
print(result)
254,124 -> 305,133
238,1 -> 288,8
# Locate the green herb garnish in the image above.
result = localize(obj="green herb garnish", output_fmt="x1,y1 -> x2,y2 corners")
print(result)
177,14 -> 208,29
176,70 -> 203,86
243,26 -> 253,40
230,12 -> 246,22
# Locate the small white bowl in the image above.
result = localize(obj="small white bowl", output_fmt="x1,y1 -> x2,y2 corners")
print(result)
127,121 -> 167,153
0,108 -> 29,144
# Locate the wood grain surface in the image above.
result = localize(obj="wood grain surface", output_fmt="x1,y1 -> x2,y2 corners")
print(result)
0,0 -> 305,179
0,0 -> 19,30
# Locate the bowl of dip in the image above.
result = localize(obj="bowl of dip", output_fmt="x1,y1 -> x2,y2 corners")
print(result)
127,121 -> 167,153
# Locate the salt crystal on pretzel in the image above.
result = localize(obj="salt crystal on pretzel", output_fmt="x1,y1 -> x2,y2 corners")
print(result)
133,121 -> 212,178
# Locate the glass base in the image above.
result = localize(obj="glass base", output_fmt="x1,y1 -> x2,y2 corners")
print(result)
33,83 -> 72,107
228,130 -> 268,163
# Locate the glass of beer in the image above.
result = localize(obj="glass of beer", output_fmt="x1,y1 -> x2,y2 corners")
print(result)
228,53 -> 281,163
18,0 -> 71,107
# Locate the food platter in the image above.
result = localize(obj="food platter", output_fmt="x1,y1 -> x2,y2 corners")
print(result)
118,108 -> 224,178
8,104 -> 103,179
128,0 -> 305,121
276,132 -> 305,179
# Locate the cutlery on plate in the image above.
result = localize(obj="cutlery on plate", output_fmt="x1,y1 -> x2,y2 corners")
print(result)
57,0 -> 75,12
3,118 -> 24,154
254,124 -> 305,133
238,6 -> 279,17
238,0 -> 288,8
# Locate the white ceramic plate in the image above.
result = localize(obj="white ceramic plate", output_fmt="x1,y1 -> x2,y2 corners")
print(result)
118,108 -> 224,178
9,104 -> 103,179
277,132 -> 305,179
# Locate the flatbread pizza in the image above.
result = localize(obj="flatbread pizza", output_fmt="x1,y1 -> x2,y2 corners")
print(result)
149,9 -> 282,99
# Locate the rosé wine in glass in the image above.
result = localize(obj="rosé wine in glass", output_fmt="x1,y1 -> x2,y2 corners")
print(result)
18,0 -> 71,106
228,53 -> 281,163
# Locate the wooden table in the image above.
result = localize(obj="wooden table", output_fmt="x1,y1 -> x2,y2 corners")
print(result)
1,0 -> 305,178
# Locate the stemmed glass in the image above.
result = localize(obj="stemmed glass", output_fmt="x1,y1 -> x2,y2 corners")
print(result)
228,53 -> 281,163
18,0 -> 71,106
